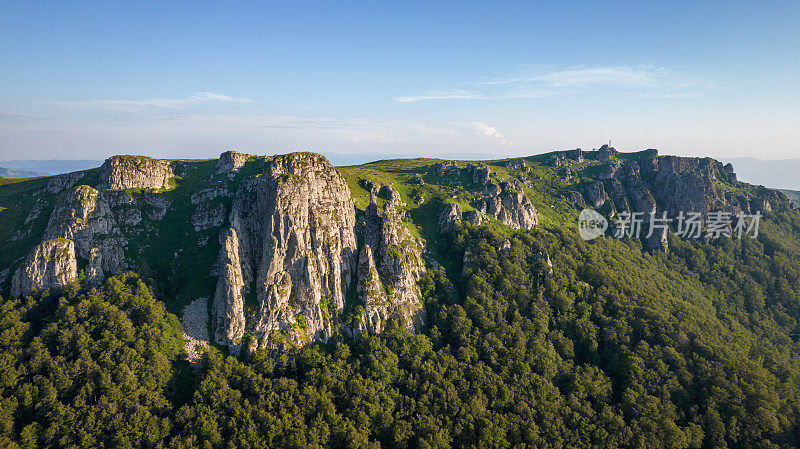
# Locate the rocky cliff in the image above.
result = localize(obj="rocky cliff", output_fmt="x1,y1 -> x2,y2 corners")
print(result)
211,153 -> 358,353
1,146 -> 787,358
573,148 -> 785,250
356,187 -> 427,334
11,239 -> 77,298
98,155 -> 175,190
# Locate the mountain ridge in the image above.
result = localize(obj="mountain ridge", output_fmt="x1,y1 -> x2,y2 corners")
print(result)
4,146 -> 800,447
0,146 -> 789,354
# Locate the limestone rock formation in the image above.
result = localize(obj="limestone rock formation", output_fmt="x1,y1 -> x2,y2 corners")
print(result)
216,150 -> 250,174
361,191 -> 427,333
191,186 -> 233,231
566,191 -> 586,207
533,252 -> 554,276
211,153 -> 357,353
44,185 -> 128,284
355,245 -> 391,334
432,160 -> 459,176
438,203 -> 462,232
11,239 -> 77,298
597,144 -> 618,160
586,182 -> 607,209
475,181 -> 537,229
98,156 -> 174,190
46,171 -> 85,193
505,158 -> 526,170
212,228 -> 247,350
465,163 -> 491,185
463,210 -> 484,225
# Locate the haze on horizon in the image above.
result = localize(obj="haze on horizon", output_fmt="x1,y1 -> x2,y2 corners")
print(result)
1,1 -> 798,162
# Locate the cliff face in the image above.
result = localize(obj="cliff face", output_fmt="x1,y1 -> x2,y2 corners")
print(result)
358,188 -> 426,333
574,149 -> 783,251
211,153 -> 358,353
216,150 -> 249,174
476,180 -> 538,229
355,244 -> 390,334
98,156 -> 175,190
43,185 -> 128,285
11,239 -> 77,298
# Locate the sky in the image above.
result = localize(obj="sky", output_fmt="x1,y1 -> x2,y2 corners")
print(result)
0,1 -> 799,162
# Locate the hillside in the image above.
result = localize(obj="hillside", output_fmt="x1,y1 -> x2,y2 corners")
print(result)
0,166 -> 47,178
2,147 -> 800,447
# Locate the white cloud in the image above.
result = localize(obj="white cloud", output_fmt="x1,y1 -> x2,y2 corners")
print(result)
46,92 -> 254,112
396,65 -> 718,102
469,121 -> 510,146
394,89 -> 491,103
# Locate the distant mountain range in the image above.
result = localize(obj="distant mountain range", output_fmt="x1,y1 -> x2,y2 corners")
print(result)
0,159 -> 104,177
0,167 -> 48,178
721,157 -> 800,190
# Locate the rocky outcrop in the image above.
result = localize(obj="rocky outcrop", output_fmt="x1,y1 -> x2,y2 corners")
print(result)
438,203 -> 462,232
584,151 -> 767,251
475,181 -> 537,229
604,179 -> 630,213
463,210 -> 484,225
586,182 -> 607,209
191,186 -> 232,231
566,191 -> 585,207
212,228 -> 247,350
533,252 -> 554,276
355,245 -> 391,334
465,163 -> 491,185
211,153 -> 357,353
750,198 -> 772,214
46,171 -> 85,193
216,150 -> 249,174
597,144 -> 618,160
361,191 -> 426,333
505,158 -> 526,170
43,185 -> 128,284
98,156 -> 174,190
11,239 -> 77,298
432,160 -> 459,176
643,156 -> 724,216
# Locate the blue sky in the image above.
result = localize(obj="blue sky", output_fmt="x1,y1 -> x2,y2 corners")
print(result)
1,1 -> 798,161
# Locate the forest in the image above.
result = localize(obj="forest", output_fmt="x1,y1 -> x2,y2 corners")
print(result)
3,209 -> 800,449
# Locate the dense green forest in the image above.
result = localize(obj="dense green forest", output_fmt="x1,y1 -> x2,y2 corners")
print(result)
3,209 -> 800,448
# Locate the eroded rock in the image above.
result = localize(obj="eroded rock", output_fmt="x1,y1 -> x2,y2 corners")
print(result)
11,239 -> 77,298
98,156 -> 174,190
216,150 -> 250,174
211,153 -> 357,352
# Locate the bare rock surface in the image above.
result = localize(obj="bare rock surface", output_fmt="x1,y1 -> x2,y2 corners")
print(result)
216,150 -> 250,174
46,171 -> 85,193
211,153 -> 357,353
355,245 -> 391,334
475,181 -> 538,229
438,203 -> 462,232
98,155 -> 174,190
361,192 -> 426,333
181,297 -> 211,365
44,185 -> 127,284
11,239 -> 77,298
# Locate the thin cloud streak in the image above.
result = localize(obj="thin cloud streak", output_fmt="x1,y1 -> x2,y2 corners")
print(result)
45,92 -> 254,112
395,65 -> 719,102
